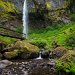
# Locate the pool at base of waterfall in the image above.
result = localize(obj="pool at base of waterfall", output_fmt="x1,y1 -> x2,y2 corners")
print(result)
0,59 -> 56,75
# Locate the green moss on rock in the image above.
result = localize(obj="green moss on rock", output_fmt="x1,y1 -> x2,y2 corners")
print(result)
3,40 -> 40,59
53,47 -> 67,58
59,50 -> 75,62
45,2 -> 51,10
4,50 -> 19,59
0,36 -> 16,45
0,0 -> 18,13
14,41 -> 40,53
55,50 -> 75,74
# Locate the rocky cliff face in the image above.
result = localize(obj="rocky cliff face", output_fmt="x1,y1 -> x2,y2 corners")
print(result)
3,0 -> 24,13
1,0 -> 65,13
3,0 -> 75,14
0,0 -> 68,29
28,0 -> 67,28
0,0 -> 23,31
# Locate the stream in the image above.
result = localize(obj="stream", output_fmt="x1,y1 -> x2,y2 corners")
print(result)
0,59 -> 56,75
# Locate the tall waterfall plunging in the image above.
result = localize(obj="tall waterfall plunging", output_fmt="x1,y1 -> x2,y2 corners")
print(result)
23,0 -> 28,39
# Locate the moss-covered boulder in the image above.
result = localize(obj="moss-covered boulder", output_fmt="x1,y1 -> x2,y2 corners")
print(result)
3,41 -> 40,59
59,50 -> 75,62
14,41 -> 40,59
55,50 -> 75,74
14,41 -> 40,53
52,47 -> 67,58
4,50 -> 19,59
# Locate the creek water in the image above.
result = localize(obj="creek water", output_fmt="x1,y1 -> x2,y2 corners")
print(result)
0,59 -> 56,75
36,51 -> 42,60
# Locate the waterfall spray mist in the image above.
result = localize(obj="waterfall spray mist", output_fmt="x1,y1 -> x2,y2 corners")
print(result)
23,0 -> 28,39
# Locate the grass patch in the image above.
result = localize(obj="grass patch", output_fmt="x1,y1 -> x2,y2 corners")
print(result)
0,36 -> 17,45
29,22 -> 75,49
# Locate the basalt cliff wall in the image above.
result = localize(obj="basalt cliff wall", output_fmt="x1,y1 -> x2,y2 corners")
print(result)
0,0 -> 72,29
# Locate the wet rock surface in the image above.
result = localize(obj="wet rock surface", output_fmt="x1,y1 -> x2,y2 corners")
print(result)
0,59 -> 56,75
52,47 -> 67,58
41,50 -> 50,58
0,60 -> 12,69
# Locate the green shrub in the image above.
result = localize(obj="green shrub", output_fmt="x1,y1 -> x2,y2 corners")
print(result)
0,36 -> 16,45
59,50 -> 75,62
63,62 -> 75,74
16,26 -> 23,33
70,62 -> 75,74
66,32 -> 75,48
70,13 -> 75,21
55,60 -> 75,74
29,22 -> 75,49
29,39 -> 47,49
55,60 -> 63,71
55,50 -> 75,74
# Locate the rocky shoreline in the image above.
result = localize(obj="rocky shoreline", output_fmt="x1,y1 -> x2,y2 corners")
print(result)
0,59 -> 56,75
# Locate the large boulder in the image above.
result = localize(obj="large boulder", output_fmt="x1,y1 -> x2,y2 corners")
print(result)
14,41 -> 40,53
4,50 -> 19,59
14,41 -> 40,59
0,60 -> 12,68
40,49 -> 50,58
52,47 -> 67,58
59,50 -> 75,62
55,50 -> 75,74
3,41 -> 40,59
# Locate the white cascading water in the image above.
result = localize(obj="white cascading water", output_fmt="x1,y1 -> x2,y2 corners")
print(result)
23,0 -> 28,39
36,51 -> 42,60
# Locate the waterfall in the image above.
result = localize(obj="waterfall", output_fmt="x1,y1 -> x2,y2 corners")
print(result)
23,0 -> 28,39
36,51 -> 42,60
